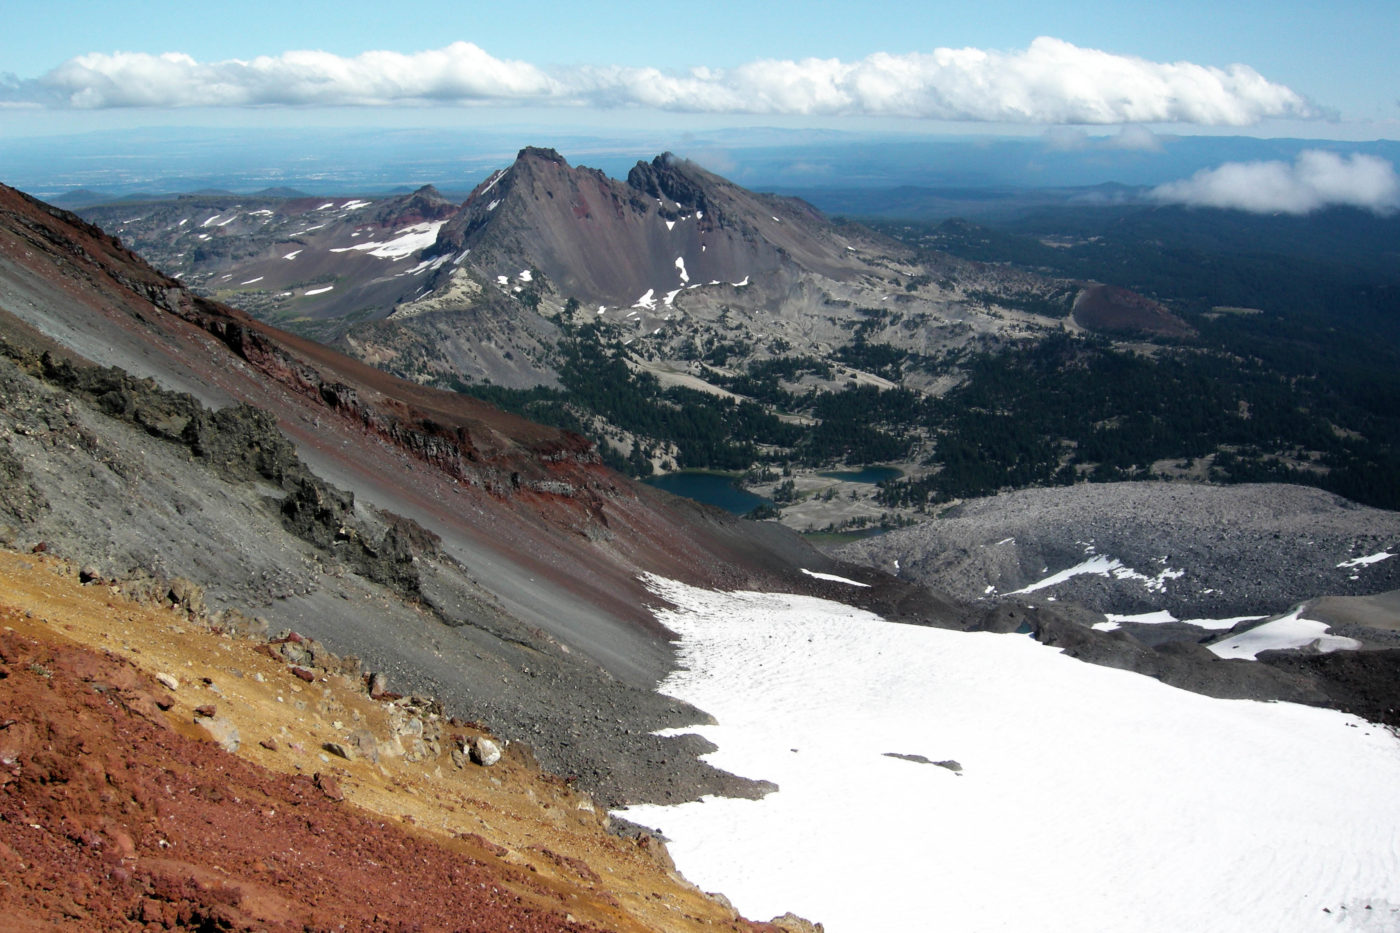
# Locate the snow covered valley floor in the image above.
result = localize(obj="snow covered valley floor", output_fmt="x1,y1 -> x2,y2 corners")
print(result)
618,577 -> 1400,933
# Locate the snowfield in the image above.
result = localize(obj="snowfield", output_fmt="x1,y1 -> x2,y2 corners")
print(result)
1208,606 -> 1365,659
328,221 -> 446,260
1007,551 -> 1185,596
619,577 -> 1400,933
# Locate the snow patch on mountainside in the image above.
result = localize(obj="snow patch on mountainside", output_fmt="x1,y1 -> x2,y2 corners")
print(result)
1093,610 -> 1259,632
1338,552 -> 1392,570
619,577 -> 1400,933
1209,607 -> 1364,659
799,568 -> 869,587
1007,552 -> 1185,596
329,221 -> 446,260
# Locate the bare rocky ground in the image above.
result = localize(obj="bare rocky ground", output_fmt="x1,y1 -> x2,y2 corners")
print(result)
0,343 -> 767,809
0,549 -> 820,932
833,482 -> 1400,622
833,481 -> 1400,720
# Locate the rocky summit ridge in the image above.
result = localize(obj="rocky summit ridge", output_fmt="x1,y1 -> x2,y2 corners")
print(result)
84,147 -> 1114,391
427,147 -> 865,312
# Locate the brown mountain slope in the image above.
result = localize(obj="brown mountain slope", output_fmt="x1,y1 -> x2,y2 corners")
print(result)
0,180 -> 948,806
430,148 -> 868,311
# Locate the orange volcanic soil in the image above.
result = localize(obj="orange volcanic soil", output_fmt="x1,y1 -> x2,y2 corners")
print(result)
0,550 -> 813,932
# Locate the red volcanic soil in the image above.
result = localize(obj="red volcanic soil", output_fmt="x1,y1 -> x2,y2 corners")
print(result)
1072,284 -> 1195,338
0,551 -> 815,933
0,624 -> 604,932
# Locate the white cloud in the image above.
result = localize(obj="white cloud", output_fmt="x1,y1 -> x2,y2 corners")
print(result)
1152,150 -> 1400,214
17,37 -> 1311,127
40,43 -> 560,108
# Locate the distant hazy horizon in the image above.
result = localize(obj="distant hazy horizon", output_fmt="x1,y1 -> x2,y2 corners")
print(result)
6,125 -> 1398,221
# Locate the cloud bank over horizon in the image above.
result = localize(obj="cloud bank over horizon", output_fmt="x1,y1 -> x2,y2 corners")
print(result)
6,38 -> 1312,127
1152,150 -> 1400,214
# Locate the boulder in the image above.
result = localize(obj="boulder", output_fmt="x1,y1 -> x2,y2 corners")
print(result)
322,741 -> 354,761
470,736 -> 502,767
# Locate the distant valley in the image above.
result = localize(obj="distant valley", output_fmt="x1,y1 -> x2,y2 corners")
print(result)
83,147 -> 1400,537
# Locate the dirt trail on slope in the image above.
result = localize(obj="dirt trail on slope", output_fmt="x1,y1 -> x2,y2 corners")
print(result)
0,549 -> 812,932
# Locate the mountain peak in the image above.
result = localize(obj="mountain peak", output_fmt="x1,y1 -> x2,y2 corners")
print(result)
626,153 -> 714,215
401,183 -> 453,211
516,146 -> 568,166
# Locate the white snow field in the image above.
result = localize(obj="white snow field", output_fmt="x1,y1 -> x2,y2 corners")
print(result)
619,577 -> 1400,933
1208,606 -> 1365,659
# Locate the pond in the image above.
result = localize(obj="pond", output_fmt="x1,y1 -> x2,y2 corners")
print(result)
817,466 -> 902,485
644,472 -> 772,515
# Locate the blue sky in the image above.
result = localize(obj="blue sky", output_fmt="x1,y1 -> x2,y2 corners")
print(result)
2,0 -> 1397,139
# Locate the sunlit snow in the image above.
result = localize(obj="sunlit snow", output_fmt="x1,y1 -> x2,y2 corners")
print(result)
1008,553 -> 1184,595
1337,551 -> 1393,569
476,168 -> 507,199
341,199 -> 371,210
634,289 -> 657,310
675,256 -> 690,283
400,255 -> 450,276
1208,607 -> 1363,659
799,569 -> 870,587
617,577 -> 1400,933
1109,609 -> 1177,625
304,285 -> 334,296
282,250 -> 301,261
1093,611 -> 1260,632
1180,614 -> 1265,630
239,277 -> 263,285
328,221 -> 445,260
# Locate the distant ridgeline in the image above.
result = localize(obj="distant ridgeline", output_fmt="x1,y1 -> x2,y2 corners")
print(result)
81,153 -> 1400,513
426,155 -> 1400,513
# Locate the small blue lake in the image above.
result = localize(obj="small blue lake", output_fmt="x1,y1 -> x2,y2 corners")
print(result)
818,466 -> 902,484
644,472 -> 771,515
